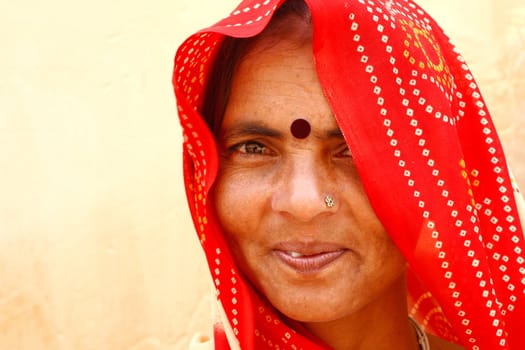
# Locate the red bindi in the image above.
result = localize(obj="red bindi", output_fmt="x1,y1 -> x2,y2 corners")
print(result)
290,118 -> 311,139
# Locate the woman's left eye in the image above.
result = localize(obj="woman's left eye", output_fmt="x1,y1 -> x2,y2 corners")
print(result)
336,146 -> 352,158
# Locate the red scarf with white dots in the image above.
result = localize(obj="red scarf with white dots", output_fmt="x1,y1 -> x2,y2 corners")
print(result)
173,0 -> 525,349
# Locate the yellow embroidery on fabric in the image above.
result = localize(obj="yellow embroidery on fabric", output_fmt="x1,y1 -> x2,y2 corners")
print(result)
409,291 -> 433,317
399,19 -> 452,89
199,63 -> 206,85
460,159 -> 478,206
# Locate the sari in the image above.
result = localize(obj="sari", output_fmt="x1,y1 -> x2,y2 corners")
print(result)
173,0 -> 525,349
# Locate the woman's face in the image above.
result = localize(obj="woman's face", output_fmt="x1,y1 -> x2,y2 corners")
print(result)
212,33 -> 407,324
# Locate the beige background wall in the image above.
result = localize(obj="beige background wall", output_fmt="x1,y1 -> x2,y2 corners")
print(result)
1,1 -> 524,349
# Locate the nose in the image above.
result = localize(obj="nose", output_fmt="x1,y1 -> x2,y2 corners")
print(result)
271,156 -> 336,222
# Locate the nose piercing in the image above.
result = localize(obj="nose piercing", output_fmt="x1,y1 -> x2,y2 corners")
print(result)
324,195 -> 335,208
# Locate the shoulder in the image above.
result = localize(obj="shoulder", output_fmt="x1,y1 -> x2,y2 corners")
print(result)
428,334 -> 465,350
189,333 -> 213,350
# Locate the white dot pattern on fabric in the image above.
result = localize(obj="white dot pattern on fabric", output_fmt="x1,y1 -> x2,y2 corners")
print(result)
175,32 -> 219,246
226,1 -> 278,28
344,1 -> 523,348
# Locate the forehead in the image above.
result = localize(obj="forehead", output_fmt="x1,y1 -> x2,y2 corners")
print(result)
236,37 -> 317,87
222,35 -> 338,133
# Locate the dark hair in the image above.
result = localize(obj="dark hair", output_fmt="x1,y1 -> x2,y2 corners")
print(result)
201,0 -> 312,135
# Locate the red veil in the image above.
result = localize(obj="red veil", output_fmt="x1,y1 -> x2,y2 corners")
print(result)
173,0 -> 525,349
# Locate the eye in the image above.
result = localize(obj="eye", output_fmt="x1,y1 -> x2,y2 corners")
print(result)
336,145 -> 353,158
235,141 -> 269,155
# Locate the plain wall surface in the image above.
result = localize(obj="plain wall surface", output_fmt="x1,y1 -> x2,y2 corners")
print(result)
1,1 -> 524,349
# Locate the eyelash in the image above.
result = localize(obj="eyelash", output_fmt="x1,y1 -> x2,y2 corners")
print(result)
228,141 -> 352,159
337,146 -> 352,158
231,141 -> 270,155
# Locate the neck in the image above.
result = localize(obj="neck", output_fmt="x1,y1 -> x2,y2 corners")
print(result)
302,274 -> 420,350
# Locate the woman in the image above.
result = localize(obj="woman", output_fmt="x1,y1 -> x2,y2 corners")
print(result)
173,0 -> 525,349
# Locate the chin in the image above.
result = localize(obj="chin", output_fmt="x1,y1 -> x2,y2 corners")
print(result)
286,310 -> 341,324
282,306 -> 351,327
268,290 -> 351,324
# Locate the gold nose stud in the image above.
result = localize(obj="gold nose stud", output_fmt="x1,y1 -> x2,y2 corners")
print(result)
324,195 -> 335,208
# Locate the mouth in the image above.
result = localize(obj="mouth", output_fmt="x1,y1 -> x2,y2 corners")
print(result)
273,248 -> 347,275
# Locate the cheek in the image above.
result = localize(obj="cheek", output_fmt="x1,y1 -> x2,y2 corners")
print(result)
212,171 -> 271,282
371,231 -> 407,279
212,170 -> 265,240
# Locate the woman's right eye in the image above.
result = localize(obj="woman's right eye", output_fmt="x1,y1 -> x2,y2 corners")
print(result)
234,141 -> 268,155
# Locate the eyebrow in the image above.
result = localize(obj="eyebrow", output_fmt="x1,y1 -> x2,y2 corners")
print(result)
219,121 -> 345,141
220,122 -> 284,141
325,128 -> 344,139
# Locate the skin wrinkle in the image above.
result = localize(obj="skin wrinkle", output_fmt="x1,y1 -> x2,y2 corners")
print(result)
218,122 -> 346,149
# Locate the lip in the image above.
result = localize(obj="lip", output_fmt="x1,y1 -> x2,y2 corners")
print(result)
273,241 -> 348,274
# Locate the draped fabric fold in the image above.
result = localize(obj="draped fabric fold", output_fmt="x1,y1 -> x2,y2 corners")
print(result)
173,0 -> 525,349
